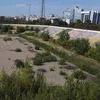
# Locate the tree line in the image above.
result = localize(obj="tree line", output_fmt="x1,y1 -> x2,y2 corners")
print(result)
1,17 -> 100,31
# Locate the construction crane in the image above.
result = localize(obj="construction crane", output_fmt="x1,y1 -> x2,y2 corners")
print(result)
41,0 -> 45,18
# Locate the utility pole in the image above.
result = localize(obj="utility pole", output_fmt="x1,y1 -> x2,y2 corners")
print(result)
41,0 -> 45,18
26,4 -> 31,20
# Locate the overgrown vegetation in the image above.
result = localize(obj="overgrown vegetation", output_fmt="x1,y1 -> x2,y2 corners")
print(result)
59,59 -> 66,65
0,25 -> 13,33
14,59 -> 24,68
19,35 -> 100,76
14,59 -> 31,68
40,31 -> 50,41
57,30 -> 90,55
86,42 -> 100,61
0,62 -> 100,100
57,30 -> 70,45
24,31 -> 35,36
59,70 -> 67,76
16,26 -> 26,33
0,24 -> 100,99
72,70 -> 86,80
3,36 -> 12,41
15,48 -> 22,52
33,52 -> 57,65
50,67 -> 55,71
35,45 -> 40,50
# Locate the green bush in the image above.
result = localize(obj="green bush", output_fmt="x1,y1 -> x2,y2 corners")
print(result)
37,68 -> 47,73
35,46 -> 40,50
3,36 -> 12,41
50,67 -> 55,71
0,64 -> 100,100
15,48 -> 22,52
72,38 -> 90,55
64,74 -> 68,80
17,26 -> 25,33
59,70 -> 67,76
19,35 -> 100,76
33,57 -> 43,65
33,52 -> 57,65
14,59 -> 24,68
86,47 -> 100,61
59,30 -> 70,41
72,70 -> 86,80
24,31 -> 35,36
1,25 -> 13,33
41,31 -> 50,41
43,55 -> 57,62
65,40 -> 74,50
59,59 -> 66,65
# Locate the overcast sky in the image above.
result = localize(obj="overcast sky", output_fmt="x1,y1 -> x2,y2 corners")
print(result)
0,0 -> 100,16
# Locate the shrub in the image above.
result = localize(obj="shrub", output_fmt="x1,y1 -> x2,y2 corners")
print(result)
50,67 -> 55,71
15,48 -> 22,52
72,70 -> 86,80
33,52 -> 57,65
24,31 -> 35,36
17,26 -> 25,33
59,59 -> 66,65
59,66 -> 63,69
59,70 -> 66,76
14,59 -> 24,68
63,65 -> 77,70
20,35 -> 100,76
33,57 -> 43,65
59,30 -> 70,41
41,31 -> 50,41
34,27 -> 40,33
95,42 -> 100,47
43,55 -> 57,62
64,74 -> 68,80
1,25 -> 13,33
3,36 -> 12,41
35,46 -> 40,50
37,68 -> 46,73
72,38 -> 90,55
8,30 -> 13,34
86,47 -> 100,61
65,40 -> 74,50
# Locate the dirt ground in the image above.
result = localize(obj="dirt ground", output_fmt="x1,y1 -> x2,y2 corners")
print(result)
0,35 -> 36,74
0,35 -> 95,85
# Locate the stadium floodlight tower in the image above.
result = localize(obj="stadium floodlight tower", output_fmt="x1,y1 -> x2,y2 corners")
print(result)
41,0 -> 45,19
26,4 -> 31,20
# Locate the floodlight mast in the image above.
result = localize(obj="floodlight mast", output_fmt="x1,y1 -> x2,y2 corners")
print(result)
41,0 -> 45,18
26,4 -> 31,20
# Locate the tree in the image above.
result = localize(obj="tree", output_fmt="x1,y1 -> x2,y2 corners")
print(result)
69,22 -> 75,27
86,47 -> 100,61
74,19 -> 83,28
57,30 -> 70,46
59,30 -> 70,41
52,19 -> 68,27
16,26 -> 25,33
41,31 -> 50,41
76,19 -> 83,24
1,25 -> 12,33
73,38 -> 90,55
